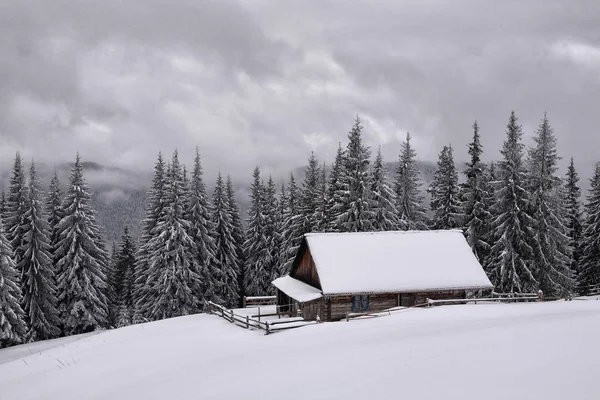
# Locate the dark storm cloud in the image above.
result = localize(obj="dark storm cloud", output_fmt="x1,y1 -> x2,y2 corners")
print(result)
1,0 -> 599,186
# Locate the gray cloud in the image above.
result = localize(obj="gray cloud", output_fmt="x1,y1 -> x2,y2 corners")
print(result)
1,0 -> 600,186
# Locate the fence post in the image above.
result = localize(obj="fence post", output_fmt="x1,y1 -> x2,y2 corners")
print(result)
258,306 -> 261,322
243,296 -> 247,308
246,315 -> 250,329
230,310 -> 234,323
538,290 -> 543,302
266,321 -> 270,335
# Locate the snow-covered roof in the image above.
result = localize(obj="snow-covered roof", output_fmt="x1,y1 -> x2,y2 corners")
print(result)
304,230 -> 493,295
272,275 -> 323,303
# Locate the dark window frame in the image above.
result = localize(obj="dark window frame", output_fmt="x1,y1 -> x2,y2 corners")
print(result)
351,295 -> 370,312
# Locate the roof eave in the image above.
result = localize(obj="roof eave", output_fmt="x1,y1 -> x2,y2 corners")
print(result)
322,285 -> 494,297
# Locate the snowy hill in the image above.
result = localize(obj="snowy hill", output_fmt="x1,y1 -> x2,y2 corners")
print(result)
1,301 -> 598,400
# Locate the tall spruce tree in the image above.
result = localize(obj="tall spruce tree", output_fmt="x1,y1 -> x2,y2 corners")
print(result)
243,167 -> 271,296
565,158 -> 583,274
336,116 -> 374,232
325,143 -> 347,231
113,227 -> 136,327
577,163 -> 600,292
0,191 -> 7,225
280,173 -> 302,275
0,216 -> 27,348
313,165 -> 329,232
371,148 -> 400,231
55,154 -> 110,334
186,148 -> 221,305
429,145 -> 462,229
133,153 -> 167,321
301,152 -> 322,234
211,173 -> 239,308
394,132 -> 429,230
527,113 -> 574,295
276,183 -> 289,276
6,152 -> 29,274
263,176 -> 280,293
45,171 -> 63,274
145,151 -> 201,320
226,176 -> 246,306
19,163 -> 61,341
487,111 -> 537,293
462,122 -> 492,261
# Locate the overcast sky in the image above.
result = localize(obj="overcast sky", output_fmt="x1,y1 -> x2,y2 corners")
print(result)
1,0 -> 599,184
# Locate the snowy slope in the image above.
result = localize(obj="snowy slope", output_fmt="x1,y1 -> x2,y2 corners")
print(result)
1,301 -> 599,400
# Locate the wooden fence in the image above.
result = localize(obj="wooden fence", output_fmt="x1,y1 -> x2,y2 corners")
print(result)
242,296 -> 276,308
205,301 -> 316,335
427,296 -> 539,306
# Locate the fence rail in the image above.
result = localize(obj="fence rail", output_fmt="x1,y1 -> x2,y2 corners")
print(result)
242,296 -> 276,308
205,300 -> 315,335
427,297 -> 539,306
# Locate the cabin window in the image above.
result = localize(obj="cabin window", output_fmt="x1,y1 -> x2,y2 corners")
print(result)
352,295 -> 370,312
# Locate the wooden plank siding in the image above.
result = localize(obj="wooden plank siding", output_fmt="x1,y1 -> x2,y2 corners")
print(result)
290,245 -> 322,290
325,294 -> 398,321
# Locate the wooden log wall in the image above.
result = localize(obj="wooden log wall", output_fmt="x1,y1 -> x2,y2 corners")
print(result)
291,248 -> 322,289
326,294 -> 398,321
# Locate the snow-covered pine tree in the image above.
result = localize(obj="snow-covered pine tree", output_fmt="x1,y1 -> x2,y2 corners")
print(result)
226,176 -> 246,306
371,147 -> 400,231
461,121 -> 492,261
487,111 -> 537,293
429,145 -> 462,230
243,167 -> 271,296
0,191 -> 7,225
19,162 -> 61,341
55,154 -> 110,334
280,173 -> 302,275
133,153 -> 167,321
211,173 -> 239,308
6,152 -> 29,273
0,215 -> 27,348
276,182 -> 289,276
301,152 -> 322,233
577,163 -> 600,293
145,151 -> 202,320
565,158 -> 584,274
527,113 -> 574,295
336,116 -> 374,232
45,171 -> 63,273
113,227 -> 136,327
325,143 -> 346,231
313,164 -> 329,232
106,241 -> 118,324
186,148 -> 221,305
394,132 -> 429,230
263,176 -> 280,294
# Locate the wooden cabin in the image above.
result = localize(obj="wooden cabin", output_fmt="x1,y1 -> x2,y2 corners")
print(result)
272,230 -> 493,321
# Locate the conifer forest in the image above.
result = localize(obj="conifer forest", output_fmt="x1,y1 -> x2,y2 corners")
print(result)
1,111 -> 598,348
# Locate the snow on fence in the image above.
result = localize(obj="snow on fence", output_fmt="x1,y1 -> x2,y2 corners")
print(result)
427,296 -> 539,306
205,301 -> 316,335
242,296 -> 276,308
345,304 -> 430,322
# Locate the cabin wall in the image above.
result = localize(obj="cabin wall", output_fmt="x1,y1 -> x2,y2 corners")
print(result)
291,247 -> 322,290
326,293 -> 398,321
324,290 -> 467,321
301,299 -> 325,320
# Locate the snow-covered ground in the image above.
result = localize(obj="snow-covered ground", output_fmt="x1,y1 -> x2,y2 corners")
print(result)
1,301 -> 599,400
